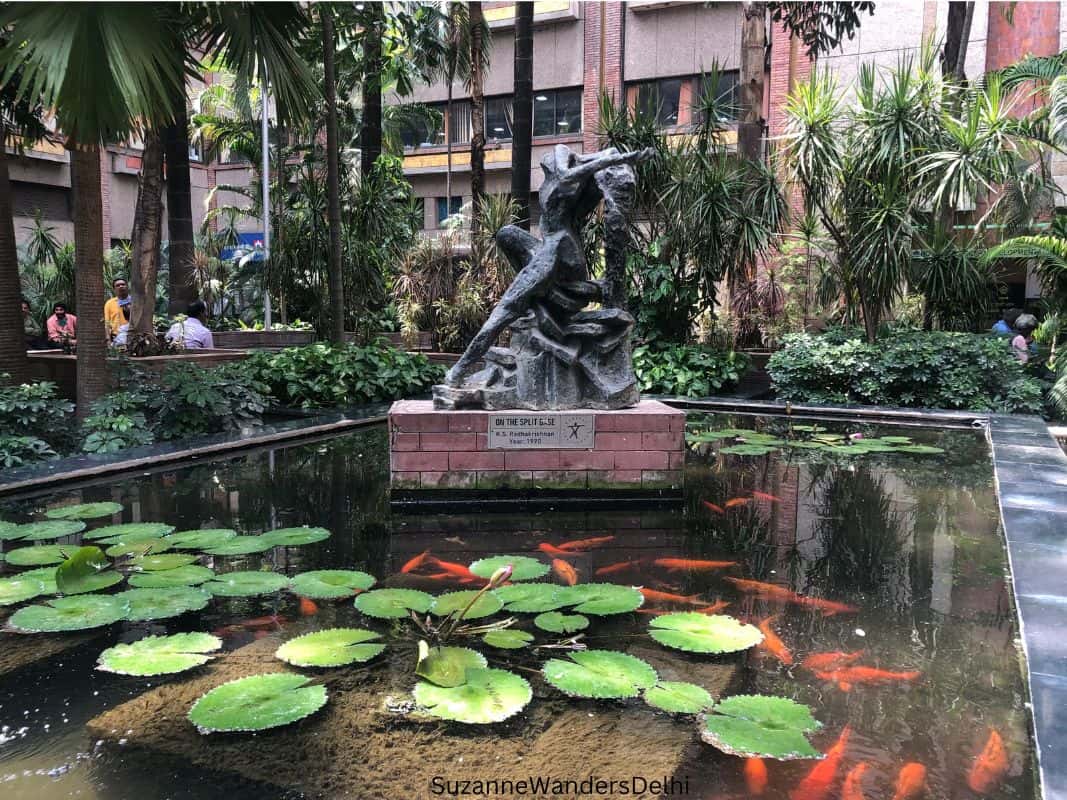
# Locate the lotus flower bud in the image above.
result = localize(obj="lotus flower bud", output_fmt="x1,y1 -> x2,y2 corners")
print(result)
849,433 -> 864,440
488,565 -> 513,588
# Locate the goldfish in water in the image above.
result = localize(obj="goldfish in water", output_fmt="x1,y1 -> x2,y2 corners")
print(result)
552,558 -> 579,586
595,560 -> 639,576
725,578 -> 858,615
693,600 -> 730,615
841,763 -> 869,800
815,665 -> 921,692
636,608 -> 676,616
725,497 -> 750,508
891,763 -> 926,800
795,596 -> 860,616
556,535 -> 615,551
537,542 -> 573,557
400,549 -> 431,574
757,616 -> 794,665
652,557 -> 737,572
702,500 -> 725,515
213,615 -> 287,637
800,651 -> 864,673
752,491 -> 782,503
253,630 -> 271,640
789,726 -> 851,800
298,597 -> 319,616
638,587 -> 705,605
426,556 -> 483,582
967,728 -> 1009,794
744,757 -> 768,795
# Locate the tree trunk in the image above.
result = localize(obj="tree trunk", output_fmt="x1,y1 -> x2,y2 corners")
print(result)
738,2 -> 767,163
943,2 -> 975,83
323,9 -> 345,344
511,1 -> 534,230
0,128 -> 30,384
70,144 -> 109,417
163,85 -> 195,315
360,1 -> 384,177
469,1 -> 486,240
129,130 -> 165,334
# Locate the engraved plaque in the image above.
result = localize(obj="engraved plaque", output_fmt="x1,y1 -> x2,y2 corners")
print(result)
487,413 -> 595,449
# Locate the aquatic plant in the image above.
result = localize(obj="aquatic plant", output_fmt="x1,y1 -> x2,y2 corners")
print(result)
687,424 -> 946,460
469,555 -> 549,581
648,612 -> 764,654
203,571 -> 290,597
97,633 -> 222,676
543,650 -> 658,699
44,501 -> 124,520
7,594 -> 129,632
85,522 -> 174,541
12,520 -> 86,540
482,629 -> 534,649
275,628 -> 385,668
430,589 -> 504,620
415,644 -> 487,687
0,575 -> 47,605
129,553 -> 200,571
644,681 -> 714,714
355,588 -> 434,619
413,667 -> 532,724
104,538 -> 172,558
289,570 -> 376,600
118,587 -> 212,621
261,526 -> 331,547
4,543 -> 75,566
495,582 -> 571,612
188,673 -> 328,733
203,535 -> 274,555
565,583 -> 644,615
54,546 -> 123,595
534,611 -> 589,633
127,565 -> 216,588
164,529 -> 237,550
699,695 -> 822,759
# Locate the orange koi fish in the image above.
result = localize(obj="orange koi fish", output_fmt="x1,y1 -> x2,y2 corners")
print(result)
815,666 -> 921,692
801,651 -> 864,673
636,608 -> 676,616
752,491 -> 782,503
744,757 -> 768,796
725,578 -> 858,615
537,542 -> 573,557
298,597 -> 319,616
725,497 -> 750,508
789,726 -> 851,800
557,535 -> 615,551
253,629 -> 271,640
213,615 -> 286,636
891,763 -> 926,800
795,596 -> 860,616
702,500 -> 725,515
638,587 -> 705,605
426,556 -> 483,582
652,558 -> 737,572
595,561 -> 638,576
694,600 -> 730,615
842,763 -> 868,800
552,558 -> 579,586
757,616 -> 794,665
967,729 -> 1009,794
400,549 -> 431,574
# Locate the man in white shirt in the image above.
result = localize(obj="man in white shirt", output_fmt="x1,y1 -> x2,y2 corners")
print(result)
165,300 -> 215,350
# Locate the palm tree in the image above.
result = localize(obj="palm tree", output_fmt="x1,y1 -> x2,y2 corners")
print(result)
321,7 -> 345,343
467,1 -> 487,239
129,131 -> 165,335
510,1 -> 534,229
359,1 -> 385,176
738,2 -> 766,162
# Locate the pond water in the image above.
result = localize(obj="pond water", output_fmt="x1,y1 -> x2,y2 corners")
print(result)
0,413 -> 1035,799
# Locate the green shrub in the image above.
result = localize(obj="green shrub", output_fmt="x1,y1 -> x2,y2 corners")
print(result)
0,435 -> 57,468
0,376 -> 73,467
633,344 -> 750,397
768,331 -> 1044,413
147,363 -> 271,440
81,391 -> 154,453
243,341 -> 444,409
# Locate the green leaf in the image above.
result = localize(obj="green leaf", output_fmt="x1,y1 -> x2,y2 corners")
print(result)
54,545 -> 109,593
164,529 -> 238,550
45,502 -> 123,520
482,629 -> 534,649
59,570 -> 124,595
188,673 -> 328,734
415,645 -> 487,687
261,526 -> 330,547
534,611 -> 589,633
289,570 -> 376,600
129,553 -> 199,572
0,575 -> 47,606
204,571 -> 289,597
494,583 -> 570,613
203,536 -> 274,555
468,555 -> 549,582
648,613 -> 764,654
5,544 -> 74,566
104,537 -> 172,558
720,444 -> 778,456
19,566 -> 58,593
7,595 -> 130,632
413,668 -> 532,724
117,587 -> 212,621
699,695 -> 822,760
97,633 -> 222,676
354,588 -> 433,619
85,522 -> 174,541
430,590 -> 503,620
564,583 -> 644,615
275,628 -> 385,668
644,682 -> 714,714
542,650 -> 658,699
13,520 -> 86,540
127,565 -> 215,588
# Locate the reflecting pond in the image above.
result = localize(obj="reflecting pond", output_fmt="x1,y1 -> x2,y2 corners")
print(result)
0,414 -> 1035,799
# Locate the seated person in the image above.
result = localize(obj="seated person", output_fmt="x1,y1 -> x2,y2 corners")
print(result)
165,300 -> 214,350
992,308 -> 1022,336
21,298 -> 42,348
104,277 -> 131,340
45,302 -> 77,347
1012,314 -> 1038,364
111,306 -> 131,348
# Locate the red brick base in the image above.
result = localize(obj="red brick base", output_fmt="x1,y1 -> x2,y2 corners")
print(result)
389,399 -> 686,491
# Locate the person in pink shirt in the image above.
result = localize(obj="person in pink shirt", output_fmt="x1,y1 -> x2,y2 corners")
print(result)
45,302 -> 77,347
1011,314 -> 1038,364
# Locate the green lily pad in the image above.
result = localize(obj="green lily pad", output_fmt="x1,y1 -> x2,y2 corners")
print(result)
203,536 -> 274,555
482,629 -> 534,649
97,632 -> 222,676
289,570 -> 376,600
790,425 -> 826,432
275,628 -> 385,668
19,566 -> 58,593
59,570 -> 124,595
786,441 -> 828,450
877,436 -> 913,444
129,553 -> 199,572
699,695 -> 822,760
468,555 -> 549,582
430,590 -> 503,620
0,520 -> 21,540
494,583 -> 570,613
117,587 -> 212,621
644,681 -> 714,714
104,538 -> 172,559
203,571 -> 289,597
14,520 -> 86,540
686,429 -> 748,442
354,588 -> 434,619
5,544 -> 74,566
55,546 -> 112,595
415,644 -> 487,687
85,522 -> 174,541
0,575 -> 47,606
720,444 -> 778,456
564,583 -> 643,615
649,612 -> 763,654
543,650 -> 658,699
164,529 -> 238,550
534,611 -> 589,633
413,667 -> 532,724
896,444 -> 944,454
7,595 -> 129,632
188,673 -> 327,734
127,565 -> 216,588
261,526 -> 331,547
45,501 -> 123,520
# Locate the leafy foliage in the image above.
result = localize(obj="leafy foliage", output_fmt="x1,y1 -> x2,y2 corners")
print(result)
354,587 -> 433,619
146,363 -> 270,440
648,613 -> 764,655
289,570 -> 376,599
188,673 -> 328,734
203,571 -> 289,597
7,594 -> 129,632
0,377 -> 72,467
644,681 -> 714,715
700,695 -> 822,760
543,650 -> 658,699
633,344 -> 749,397
468,555 -> 548,582
275,628 -> 385,668
97,632 -> 222,676
413,667 -> 532,724
45,501 -> 123,520
117,587 -> 212,621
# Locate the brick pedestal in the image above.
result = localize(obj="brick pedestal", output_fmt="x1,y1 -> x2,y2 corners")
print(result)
389,399 -> 685,502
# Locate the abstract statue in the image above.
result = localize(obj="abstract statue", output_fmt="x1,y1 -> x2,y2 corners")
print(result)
434,144 -> 654,410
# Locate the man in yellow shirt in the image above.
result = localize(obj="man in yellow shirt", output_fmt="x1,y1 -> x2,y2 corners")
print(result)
103,277 -> 131,339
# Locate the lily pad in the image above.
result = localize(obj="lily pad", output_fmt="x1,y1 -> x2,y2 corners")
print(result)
7,595 -> 129,632
19,566 -> 58,594
720,444 -> 778,456
413,667 -> 532,724
14,520 -> 86,540
45,501 -> 123,520
5,544 -> 74,566
469,555 -> 549,582
534,611 -> 589,633
164,529 -> 238,550
896,444 -> 944,454
686,429 -> 748,442
877,436 -> 913,444
644,681 -> 714,714
494,583 -> 570,613
543,650 -> 658,699
261,526 -> 331,547
289,570 -> 376,600
203,571 -> 289,597
0,520 -> 22,540
0,575 -> 47,606
117,587 -> 212,621
564,583 -> 643,615
649,613 -> 763,654
104,538 -> 172,559
59,570 -> 124,595
188,673 -> 327,734
699,695 -> 822,760
55,546 -> 114,595
430,590 -> 503,620
355,588 -> 433,619
482,629 -> 534,649
97,632 -> 222,676
85,522 -> 174,541
203,536 -> 274,555
129,553 -> 200,571
415,644 -> 487,687
128,565 -> 216,588
275,628 -> 385,668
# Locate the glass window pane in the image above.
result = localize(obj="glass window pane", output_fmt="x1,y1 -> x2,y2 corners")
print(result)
533,91 -> 555,136
449,102 -> 471,144
635,82 -> 659,121
657,78 -> 682,127
486,97 -> 513,141
556,89 -> 582,134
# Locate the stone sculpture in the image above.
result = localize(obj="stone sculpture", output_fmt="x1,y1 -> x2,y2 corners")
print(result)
433,144 -> 655,411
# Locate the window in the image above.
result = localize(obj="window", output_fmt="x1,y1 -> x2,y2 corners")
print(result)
486,96 -> 514,142
629,72 -> 741,129
414,197 -> 425,229
634,77 -> 684,127
449,102 -> 472,145
533,88 -> 582,137
398,105 -> 445,149
695,70 -> 740,122
436,196 -> 462,225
